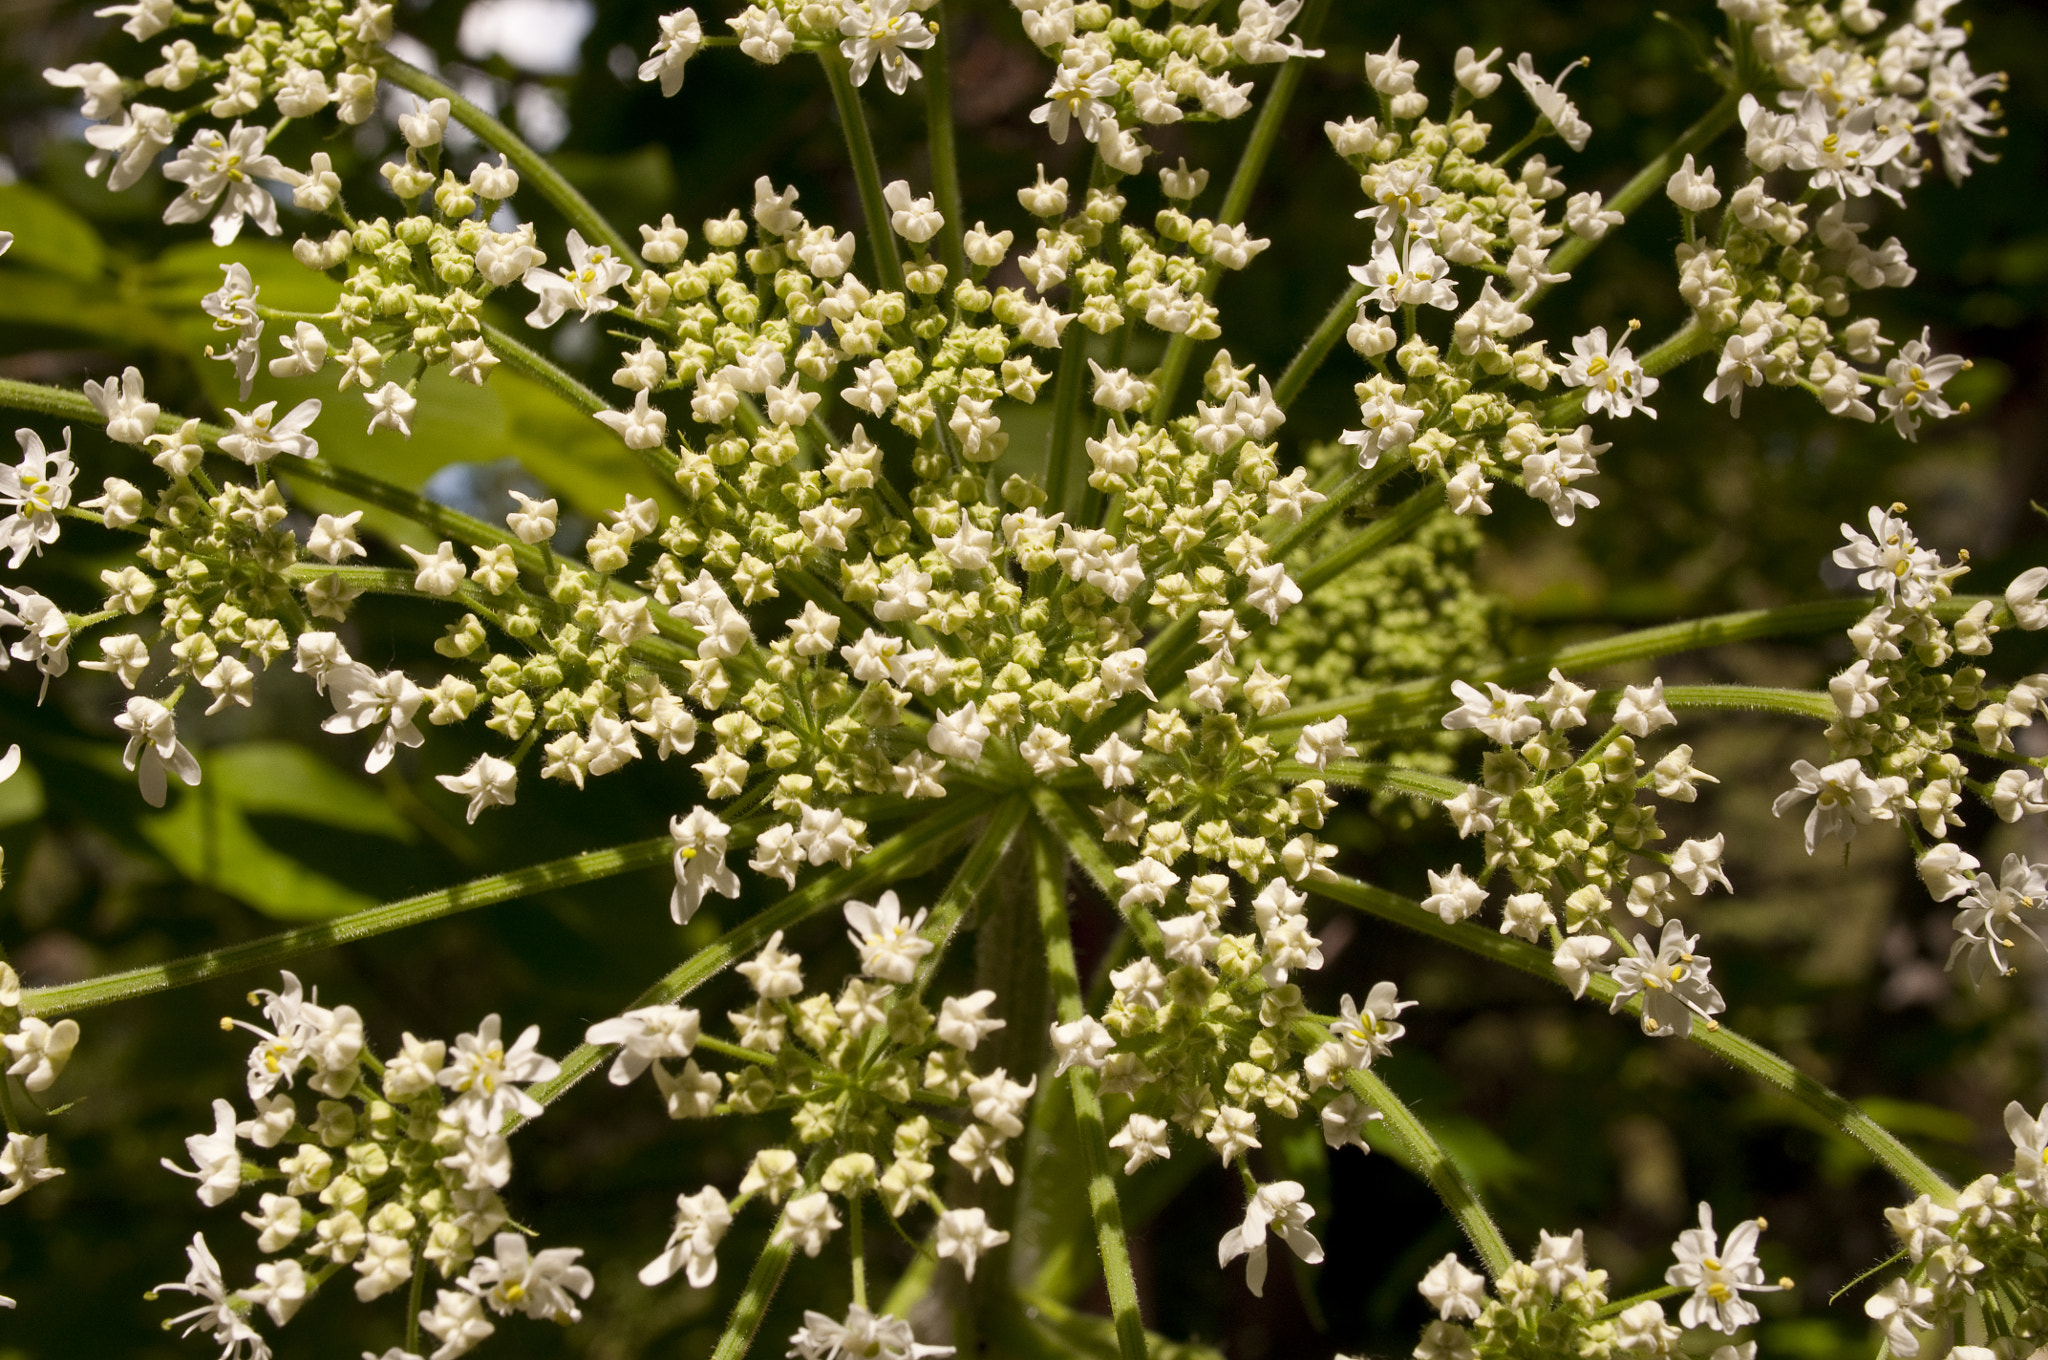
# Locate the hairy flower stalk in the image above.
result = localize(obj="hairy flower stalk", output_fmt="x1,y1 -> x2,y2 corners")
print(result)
0,0 -> 2030,1353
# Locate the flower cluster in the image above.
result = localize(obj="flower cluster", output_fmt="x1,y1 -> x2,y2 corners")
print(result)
1773,505 -> 2048,986
152,973 -> 585,1360
1427,669 -> 1733,1036
1863,1103 -> 2048,1358
1411,1204 -> 1778,1359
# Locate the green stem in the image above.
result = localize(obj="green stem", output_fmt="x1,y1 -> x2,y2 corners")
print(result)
1655,683 -> 1834,721
710,1213 -> 796,1360
1342,1062 -> 1514,1276
482,322 -> 605,416
922,3 -> 966,282
849,1193 -> 868,1310
822,52 -> 906,297
1308,874 -> 1957,1203
1043,328 -> 1091,519
1274,281 -> 1368,409
1149,0 -> 1331,423
887,798 -> 1028,1022
1031,822 -> 1149,1360
1276,760 -> 1463,801
1268,595 -> 1995,734
1292,485 -> 1440,599
526,793 -> 996,1114
1534,87 -> 1744,301
21,836 -> 675,1017
374,53 -> 642,267
1027,787 -> 1164,957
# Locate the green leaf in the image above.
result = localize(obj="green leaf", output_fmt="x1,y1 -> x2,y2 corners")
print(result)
142,792 -> 380,922
206,742 -> 416,842
134,741 -> 412,921
0,183 -> 107,282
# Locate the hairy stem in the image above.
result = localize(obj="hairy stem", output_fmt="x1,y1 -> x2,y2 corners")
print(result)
1031,822 -> 1149,1360
22,836 -> 676,1017
1269,595 -> 1994,734
1309,874 -> 1957,1202
923,2 -> 966,282
375,53 -> 642,267
1150,0 -> 1332,422
1342,1061 -> 1515,1276
1274,280 -> 1368,409
823,52 -> 907,297
1028,786 -> 1164,957
711,1214 -> 796,1360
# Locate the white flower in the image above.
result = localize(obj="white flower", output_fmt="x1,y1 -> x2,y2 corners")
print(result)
1329,981 -> 1415,1066
1110,1113 -> 1171,1173
1610,919 -> 1726,1037
586,1004 -> 701,1085
1421,866 -> 1487,924
1049,1015 -> 1113,1075
935,1207 -> 1010,1282
845,891 -> 933,984
162,122 -> 287,245
640,8 -> 703,95
1666,1202 -> 1775,1333
114,695 -> 200,806
1217,1181 -> 1323,1297
85,366 -> 160,444
1455,45 -> 1504,96
1563,326 -> 1658,418
1665,153 -> 1722,211
398,96 -> 451,148
787,1305 -> 953,1360
0,1132 -> 63,1206
773,1190 -> 843,1258
1031,62 -> 1119,146
0,427 -> 76,567
468,1232 -> 594,1322
1442,679 -> 1543,745
1865,1278 -> 1934,1357
523,230 -> 633,328
1918,844 -> 1981,902
1879,329 -> 1970,441
1553,935 -> 1612,998
1294,717 -> 1355,771
737,930 -> 804,998
83,102 -> 175,191
929,705 -> 991,765
365,382 -> 418,438
2,1016 -> 78,1093
1082,733 -> 1141,788
841,0 -> 935,94
1772,759 -> 1897,854
936,990 -> 1005,1051
1508,53 -> 1591,151
1616,678 -> 1676,736
440,1014 -> 560,1135
2005,566 -> 2048,629
435,755 -> 517,824
152,1233 -> 269,1360
421,1287 -> 496,1360
218,400 -> 322,465
1947,854 -> 2048,986
641,1185 -> 731,1287
321,664 -> 426,773
1670,834 -> 1732,895
160,1099 -> 242,1206
1419,1252 -> 1487,1320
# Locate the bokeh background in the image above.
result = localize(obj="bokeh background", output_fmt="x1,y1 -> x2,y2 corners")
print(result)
0,0 -> 2043,1356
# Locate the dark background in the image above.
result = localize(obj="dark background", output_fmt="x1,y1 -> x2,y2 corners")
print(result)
0,0 -> 2042,1356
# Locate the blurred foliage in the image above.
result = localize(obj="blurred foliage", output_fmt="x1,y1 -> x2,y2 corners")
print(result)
0,0 -> 2042,1357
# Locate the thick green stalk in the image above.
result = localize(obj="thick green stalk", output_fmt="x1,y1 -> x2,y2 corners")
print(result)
22,836 -> 674,1017
481,322 -> 680,490
1027,787 -> 1164,957
1149,0 -> 1331,422
822,52 -> 907,296
1342,1062 -> 1514,1276
1276,760 -> 1463,802
1274,280 -> 1368,408
890,798 -> 1029,1016
1657,683 -> 1834,721
1309,874 -> 1957,1202
710,1213 -> 796,1360
1292,485 -> 1441,599
375,53 -> 642,266
1268,595 -> 1994,734
527,793 -> 996,1112
1043,329 -> 1092,520
1031,823 -> 1149,1360
922,2 -> 966,282
1536,87 -> 1745,295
